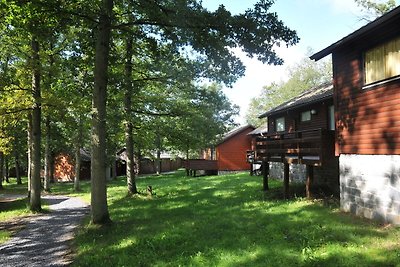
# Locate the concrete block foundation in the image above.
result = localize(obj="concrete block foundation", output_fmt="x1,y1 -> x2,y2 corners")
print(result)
340,154 -> 400,225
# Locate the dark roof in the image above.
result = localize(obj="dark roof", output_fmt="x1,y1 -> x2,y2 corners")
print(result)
258,83 -> 333,119
217,125 -> 255,145
248,122 -> 268,136
80,148 -> 91,162
311,5 -> 400,61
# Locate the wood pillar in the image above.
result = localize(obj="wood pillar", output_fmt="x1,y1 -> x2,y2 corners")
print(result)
306,165 -> 314,199
284,163 -> 290,199
262,162 -> 269,191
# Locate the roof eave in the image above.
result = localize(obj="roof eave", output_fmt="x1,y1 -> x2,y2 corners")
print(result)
310,5 -> 400,61
258,93 -> 333,119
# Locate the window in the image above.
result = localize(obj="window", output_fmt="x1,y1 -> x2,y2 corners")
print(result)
300,111 -> 311,122
275,117 -> 285,132
365,37 -> 400,84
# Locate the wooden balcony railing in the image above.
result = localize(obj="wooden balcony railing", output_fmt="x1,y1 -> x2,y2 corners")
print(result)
253,128 -> 335,166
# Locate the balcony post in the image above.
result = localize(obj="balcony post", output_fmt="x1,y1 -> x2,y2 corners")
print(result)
262,161 -> 269,191
306,165 -> 314,198
284,163 -> 289,199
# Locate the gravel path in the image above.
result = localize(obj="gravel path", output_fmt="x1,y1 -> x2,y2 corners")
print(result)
0,195 -> 89,267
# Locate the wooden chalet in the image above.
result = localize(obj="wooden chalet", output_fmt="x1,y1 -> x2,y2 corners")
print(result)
185,125 -> 255,176
249,83 -> 338,198
53,149 -> 91,181
311,6 -> 400,224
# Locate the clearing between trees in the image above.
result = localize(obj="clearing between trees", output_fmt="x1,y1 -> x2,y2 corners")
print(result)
1,171 -> 400,266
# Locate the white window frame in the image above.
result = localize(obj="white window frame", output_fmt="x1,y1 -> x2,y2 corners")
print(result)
300,111 -> 311,122
275,117 -> 285,132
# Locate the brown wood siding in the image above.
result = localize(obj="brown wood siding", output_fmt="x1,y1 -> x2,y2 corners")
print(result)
267,100 -> 332,135
333,25 -> 400,155
216,127 -> 254,171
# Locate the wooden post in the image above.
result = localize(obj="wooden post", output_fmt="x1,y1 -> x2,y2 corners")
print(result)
306,165 -> 314,199
262,162 -> 269,191
147,185 -> 153,197
284,163 -> 289,199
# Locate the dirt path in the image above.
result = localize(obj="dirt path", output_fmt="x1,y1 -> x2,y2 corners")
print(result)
0,195 -> 89,267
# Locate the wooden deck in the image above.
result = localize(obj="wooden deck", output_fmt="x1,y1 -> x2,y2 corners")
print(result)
254,128 -> 335,166
184,159 -> 218,176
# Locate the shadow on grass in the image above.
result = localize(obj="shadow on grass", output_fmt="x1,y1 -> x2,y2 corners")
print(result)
71,171 -> 400,266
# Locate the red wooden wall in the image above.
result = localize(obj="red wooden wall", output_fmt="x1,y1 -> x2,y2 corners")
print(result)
216,127 -> 254,171
332,23 -> 400,155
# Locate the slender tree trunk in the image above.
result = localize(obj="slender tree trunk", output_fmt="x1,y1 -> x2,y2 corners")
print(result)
124,33 -> 137,194
44,116 -> 51,192
155,132 -> 161,175
74,117 -> 82,191
0,151 -> 4,190
27,113 -> 32,195
5,155 -> 9,183
30,36 -> 42,211
15,149 -> 21,185
91,0 -> 113,224
50,153 -> 55,183
186,147 -> 190,176
74,145 -> 81,191
111,160 -> 117,180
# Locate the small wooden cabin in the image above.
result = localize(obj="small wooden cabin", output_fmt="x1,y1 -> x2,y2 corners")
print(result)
311,6 -> 400,224
53,149 -> 91,181
250,83 -> 338,197
216,125 -> 255,172
186,125 -> 255,175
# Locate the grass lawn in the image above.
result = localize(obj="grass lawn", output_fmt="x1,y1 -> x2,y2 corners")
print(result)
60,171 -> 400,267
1,171 -> 400,266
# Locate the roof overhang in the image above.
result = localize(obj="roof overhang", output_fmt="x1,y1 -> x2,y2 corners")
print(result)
258,94 -> 332,119
310,6 -> 400,61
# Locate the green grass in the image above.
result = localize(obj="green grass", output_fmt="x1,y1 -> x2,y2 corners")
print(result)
56,171 -> 399,267
1,172 -> 400,266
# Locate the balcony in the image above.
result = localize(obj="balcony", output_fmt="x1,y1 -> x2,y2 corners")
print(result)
254,128 -> 335,166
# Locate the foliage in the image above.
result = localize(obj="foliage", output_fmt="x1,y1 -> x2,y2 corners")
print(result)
22,171 -> 400,266
354,0 -> 397,20
246,56 -> 332,126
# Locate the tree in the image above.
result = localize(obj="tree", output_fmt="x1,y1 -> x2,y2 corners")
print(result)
246,56 -> 332,126
354,0 -> 397,20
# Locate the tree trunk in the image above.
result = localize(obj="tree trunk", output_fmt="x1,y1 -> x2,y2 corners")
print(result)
5,155 -> 9,183
111,160 -> 117,180
186,147 -> 190,176
30,37 -> 42,211
50,152 -> 55,183
91,0 -> 113,224
124,33 -> 138,194
43,116 -> 51,192
0,152 -> 4,190
27,113 -> 32,195
74,144 -> 81,191
74,118 -> 82,191
155,133 -> 161,175
15,148 -> 21,185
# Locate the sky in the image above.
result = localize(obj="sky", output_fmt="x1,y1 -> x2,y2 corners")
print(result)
201,0 -> 398,125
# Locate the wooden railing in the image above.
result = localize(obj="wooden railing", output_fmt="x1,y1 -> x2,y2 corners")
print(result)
253,128 -> 335,166
184,159 -> 218,171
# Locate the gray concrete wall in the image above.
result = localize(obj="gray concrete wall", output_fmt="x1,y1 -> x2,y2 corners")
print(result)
340,154 -> 400,225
